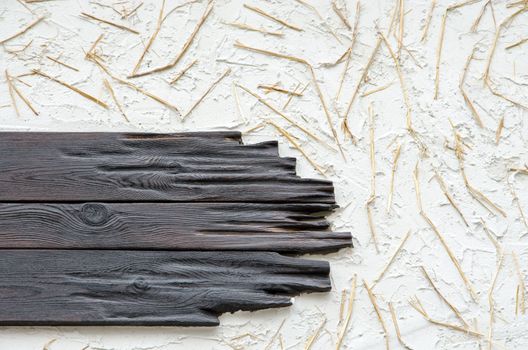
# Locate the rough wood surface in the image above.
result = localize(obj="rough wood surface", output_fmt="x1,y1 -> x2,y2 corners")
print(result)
0,132 -> 334,203
0,202 -> 350,253
0,131 -> 351,326
0,250 -> 330,326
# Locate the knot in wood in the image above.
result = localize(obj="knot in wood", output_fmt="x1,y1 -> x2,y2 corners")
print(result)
79,203 -> 109,226
132,277 -> 150,291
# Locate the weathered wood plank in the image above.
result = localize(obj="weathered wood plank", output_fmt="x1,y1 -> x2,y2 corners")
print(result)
0,250 -> 330,326
0,202 -> 350,253
0,131 -> 351,326
0,132 -> 334,203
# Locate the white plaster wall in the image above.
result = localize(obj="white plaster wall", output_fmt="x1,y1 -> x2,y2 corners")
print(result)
0,0 -> 527,349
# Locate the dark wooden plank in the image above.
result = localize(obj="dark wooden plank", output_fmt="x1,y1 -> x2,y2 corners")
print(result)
0,132 -> 334,203
0,202 -> 350,253
0,131 -> 244,144
0,250 -> 330,326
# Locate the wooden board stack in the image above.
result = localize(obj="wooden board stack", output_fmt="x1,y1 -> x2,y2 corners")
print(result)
0,132 -> 351,326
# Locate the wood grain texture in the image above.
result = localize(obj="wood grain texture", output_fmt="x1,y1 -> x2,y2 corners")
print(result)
0,250 -> 330,326
0,132 -> 334,203
0,202 -> 350,253
0,131 -> 352,326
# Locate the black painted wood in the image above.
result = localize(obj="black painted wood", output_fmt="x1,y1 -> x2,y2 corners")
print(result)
0,131 -> 352,326
0,202 -> 350,253
0,250 -> 330,326
0,132 -> 334,203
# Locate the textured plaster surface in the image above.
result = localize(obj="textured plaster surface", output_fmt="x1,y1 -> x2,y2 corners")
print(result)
0,0 -> 527,349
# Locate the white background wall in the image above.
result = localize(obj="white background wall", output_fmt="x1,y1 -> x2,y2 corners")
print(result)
0,0 -> 527,349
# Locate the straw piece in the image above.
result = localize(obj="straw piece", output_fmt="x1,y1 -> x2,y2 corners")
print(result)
283,82 -> 307,110
161,0 -> 201,22
0,16 -> 44,45
242,123 -> 265,135
267,120 -> 326,176
509,166 -> 528,175
372,230 -> 410,288
461,90 -> 484,127
366,104 -> 379,253
507,0 -> 528,8
363,280 -> 389,350
387,0 -> 400,35
236,83 -> 324,146
233,42 -> 344,158
483,7 -> 527,83
103,78 -> 129,122
11,79 -> 38,116
129,2 -> 213,78
409,295 -> 483,337
450,120 -> 507,217
434,9 -> 447,100
328,48 -> 352,67
435,0 -> 483,99
258,84 -> 303,96
485,80 -> 528,110
3,39 -> 33,54
480,218 -> 502,257
130,0 -> 199,75
420,266 -> 470,328
122,2 -> 143,19
335,275 -> 357,350
506,38 -> 528,50
224,21 -> 283,36
366,204 -> 379,254
335,1 -> 360,104
414,163 -> 478,301
489,0 -> 497,26
32,69 -> 108,109
459,46 -> 484,127
294,0 -> 341,43
233,81 -> 248,123
471,0 -> 489,32
13,75 -> 31,87
264,319 -> 286,350
331,0 -> 351,29
495,116 -> 504,144
130,0 -> 165,75
516,285 -> 521,316
387,143 -> 401,213
421,0 -> 436,42
169,59 -> 197,85
487,253 -> 503,350
81,12 -> 139,34
379,32 -> 427,155
304,317 -> 326,350
388,302 -> 412,350
434,171 -> 469,227
244,4 -> 302,31
42,339 -> 57,350
338,289 -> 346,322
182,68 -> 231,120
397,0 -> 404,58
91,57 -> 180,113
16,0 -> 34,14
5,70 -> 21,118
85,34 -> 104,60
343,37 -> 381,125
512,252 -> 526,314
46,55 -> 80,72
361,82 -> 393,97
